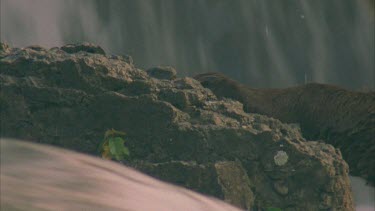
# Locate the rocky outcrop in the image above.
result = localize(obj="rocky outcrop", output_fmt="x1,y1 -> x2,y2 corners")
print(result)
194,72 -> 375,185
60,42 -> 106,55
0,43 -> 354,210
146,66 -> 177,80
132,160 -> 255,210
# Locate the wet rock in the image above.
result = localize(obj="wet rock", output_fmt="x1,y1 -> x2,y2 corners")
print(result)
109,54 -> 134,65
0,43 -> 355,211
147,66 -> 177,80
25,45 -> 45,51
195,72 -> 375,185
273,180 -> 289,195
132,160 -> 255,211
132,161 -> 225,198
60,42 -> 106,55
320,193 -> 333,209
174,77 -> 202,89
158,89 -> 190,110
253,123 -> 272,132
0,42 -> 11,58
273,151 -> 289,166
215,161 -> 255,210
0,42 -> 10,51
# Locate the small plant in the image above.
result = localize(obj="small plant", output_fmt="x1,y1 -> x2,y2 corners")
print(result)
98,129 -> 129,161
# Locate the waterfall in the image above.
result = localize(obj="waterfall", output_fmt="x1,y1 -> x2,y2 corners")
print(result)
0,0 -> 65,47
1,0 -> 374,89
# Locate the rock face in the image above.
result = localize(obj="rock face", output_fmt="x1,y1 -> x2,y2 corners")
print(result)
132,160 -> 255,210
60,42 -> 106,55
194,72 -> 375,186
0,43 -> 354,210
146,66 -> 177,80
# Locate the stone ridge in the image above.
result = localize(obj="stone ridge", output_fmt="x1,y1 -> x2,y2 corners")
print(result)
195,71 -> 375,185
0,43 -> 354,210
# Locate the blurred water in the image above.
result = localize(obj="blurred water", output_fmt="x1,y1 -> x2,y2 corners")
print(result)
350,176 -> 375,211
1,0 -> 374,89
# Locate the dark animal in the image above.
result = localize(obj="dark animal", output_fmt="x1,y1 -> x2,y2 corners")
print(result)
0,138 -> 241,211
194,72 -> 375,185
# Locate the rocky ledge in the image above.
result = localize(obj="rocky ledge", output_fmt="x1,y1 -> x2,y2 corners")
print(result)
195,72 -> 375,185
0,43 -> 354,210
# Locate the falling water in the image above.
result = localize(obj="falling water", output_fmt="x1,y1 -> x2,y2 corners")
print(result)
1,0 -> 374,89
1,1 -> 375,210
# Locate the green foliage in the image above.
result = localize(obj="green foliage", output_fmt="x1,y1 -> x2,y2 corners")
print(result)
266,207 -> 282,211
98,129 -> 129,161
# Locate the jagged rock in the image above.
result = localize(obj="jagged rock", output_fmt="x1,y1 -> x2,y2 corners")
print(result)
273,180 -> 288,195
60,42 -> 106,55
109,54 -> 134,65
146,65 -> 177,80
195,72 -> 375,185
0,42 -> 11,58
131,160 -> 255,210
25,45 -> 45,51
0,42 -> 9,51
174,77 -> 203,89
0,43 -> 354,210
215,161 -> 255,210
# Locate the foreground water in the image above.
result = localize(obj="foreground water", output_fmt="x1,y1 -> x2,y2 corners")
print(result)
0,139 -> 241,211
350,176 -> 375,211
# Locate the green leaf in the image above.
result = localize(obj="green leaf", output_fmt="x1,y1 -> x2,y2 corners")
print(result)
99,129 -> 129,161
109,138 -> 123,153
108,137 -> 129,161
123,146 -> 130,156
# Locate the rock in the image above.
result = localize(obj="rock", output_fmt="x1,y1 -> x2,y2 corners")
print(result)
60,42 -> 106,55
25,45 -> 45,51
146,66 -> 177,80
273,151 -> 289,166
0,43 -> 355,210
215,161 -> 255,210
109,54 -> 134,65
0,42 -> 9,51
174,77 -> 203,89
320,193 -> 333,209
195,72 -> 375,185
158,89 -> 190,110
0,138 -> 242,211
273,180 -> 289,195
0,42 -> 11,58
132,160 -> 255,210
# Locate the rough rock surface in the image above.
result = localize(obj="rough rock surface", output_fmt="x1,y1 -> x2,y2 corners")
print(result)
132,160 -> 255,210
60,42 -> 106,55
194,72 -> 375,185
146,66 -> 177,80
0,43 -> 354,210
